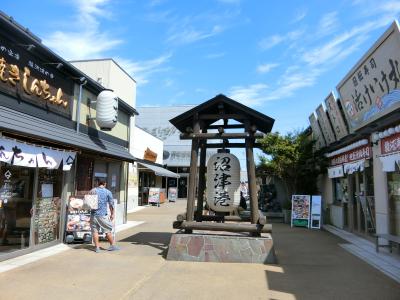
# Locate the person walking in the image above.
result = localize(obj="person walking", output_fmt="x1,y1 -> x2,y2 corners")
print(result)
90,180 -> 120,253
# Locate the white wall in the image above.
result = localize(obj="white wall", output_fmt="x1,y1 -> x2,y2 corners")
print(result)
71,59 -> 136,107
131,126 -> 163,164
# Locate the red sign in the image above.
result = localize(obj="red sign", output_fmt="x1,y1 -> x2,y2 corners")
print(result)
381,132 -> 400,155
330,145 -> 372,166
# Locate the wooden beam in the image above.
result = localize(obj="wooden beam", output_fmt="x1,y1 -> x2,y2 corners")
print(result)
199,114 -> 247,120
196,140 -> 207,221
207,124 -> 245,129
180,132 -> 263,140
178,211 -> 266,224
205,143 -> 262,148
186,119 -> 200,227
173,221 -> 272,233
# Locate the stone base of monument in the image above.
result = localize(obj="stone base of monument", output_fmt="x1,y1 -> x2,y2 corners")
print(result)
166,232 -> 276,264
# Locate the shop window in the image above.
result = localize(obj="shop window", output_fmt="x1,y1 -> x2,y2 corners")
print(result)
333,177 -> 348,204
33,168 -> 63,245
75,156 -> 94,194
0,164 -> 34,254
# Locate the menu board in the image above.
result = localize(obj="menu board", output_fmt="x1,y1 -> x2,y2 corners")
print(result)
34,197 -> 61,244
291,195 -> 311,228
148,188 -> 160,205
66,196 -> 91,233
311,195 -> 322,229
168,187 -> 177,202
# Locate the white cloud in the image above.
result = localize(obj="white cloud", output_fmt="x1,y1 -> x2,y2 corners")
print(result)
117,53 -> 172,85
167,25 -> 224,45
43,0 -> 122,60
256,63 -> 279,74
259,29 -> 304,50
228,83 -> 269,106
292,9 -> 307,23
205,52 -> 226,59
317,12 -> 339,36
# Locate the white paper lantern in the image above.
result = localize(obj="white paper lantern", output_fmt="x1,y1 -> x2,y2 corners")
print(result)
96,89 -> 118,131
371,133 -> 379,143
383,130 -> 389,137
379,132 -> 384,139
206,152 -> 240,212
388,127 -> 395,135
395,125 -> 400,133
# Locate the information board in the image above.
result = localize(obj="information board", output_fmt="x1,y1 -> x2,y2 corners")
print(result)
291,195 -> 311,228
311,195 -> 322,229
148,188 -> 161,206
168,187 -> 177,202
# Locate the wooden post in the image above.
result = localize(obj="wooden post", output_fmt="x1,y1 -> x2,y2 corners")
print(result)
196,138 -> 207,221
245,123 -> 259,229
186,119 -> 200,228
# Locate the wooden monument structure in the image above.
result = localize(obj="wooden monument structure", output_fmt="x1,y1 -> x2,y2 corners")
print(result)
169,94 -> 275,236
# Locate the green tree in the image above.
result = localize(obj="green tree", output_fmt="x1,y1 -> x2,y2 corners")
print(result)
257,129 -> 326,198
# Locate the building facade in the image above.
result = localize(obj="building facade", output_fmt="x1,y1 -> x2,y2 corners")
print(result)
0,12 -> 136,261
309,20 -> 400,241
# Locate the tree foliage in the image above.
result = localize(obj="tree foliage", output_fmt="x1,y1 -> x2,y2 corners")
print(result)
257,130 -> 327,197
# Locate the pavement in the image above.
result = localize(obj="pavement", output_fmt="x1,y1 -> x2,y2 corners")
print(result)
0,200 -> 399,300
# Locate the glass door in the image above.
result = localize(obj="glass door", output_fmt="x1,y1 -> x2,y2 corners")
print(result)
0,164 -> 34,254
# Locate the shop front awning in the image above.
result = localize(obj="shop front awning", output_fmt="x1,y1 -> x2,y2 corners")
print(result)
328,165 -> 344,178
0,105 -> 136,162
138,162 -> 180,178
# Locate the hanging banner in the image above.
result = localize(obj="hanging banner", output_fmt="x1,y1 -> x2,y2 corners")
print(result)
311,195 -> 322,229
206,152 -> 240,212
328,165 -> 344,178
37,148 -> 63,169
337,21 -> 400,132
62,152 -> 76,171
0,137 -> 14,163
381,132 -> 400,154
316,104 -> 336,144
309,113 -> 326,150
343,159 -> 365,174
291,195 -> 311,228
12,144 -> 39,167
324,92 -> 349,141
330,144 -> 371,166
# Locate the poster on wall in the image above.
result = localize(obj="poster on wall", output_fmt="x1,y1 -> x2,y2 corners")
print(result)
291,195 -> 311,228
311,195 -> 322,229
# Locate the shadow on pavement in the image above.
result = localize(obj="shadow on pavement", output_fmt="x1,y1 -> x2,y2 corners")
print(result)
120,232 -> 172,258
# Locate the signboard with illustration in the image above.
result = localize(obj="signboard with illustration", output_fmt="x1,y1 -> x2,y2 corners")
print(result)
324,92 -> 349,141
168,187 -> 177,202
337,21 -> 400,132
206,152 -> 240,212
148,187 -> 160,205
309,113 -> 326,150
66,196 -> 91,234
316,104 -> 336,145
291,195 -> 311,228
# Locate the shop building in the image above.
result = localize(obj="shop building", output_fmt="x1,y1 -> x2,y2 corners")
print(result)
0,11 -> 136,261
309,20 -> 400,241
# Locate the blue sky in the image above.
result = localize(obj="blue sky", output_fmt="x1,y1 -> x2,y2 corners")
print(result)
2,0 -> 400,135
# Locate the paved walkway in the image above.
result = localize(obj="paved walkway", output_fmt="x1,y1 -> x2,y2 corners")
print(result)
0,200 -> 399,300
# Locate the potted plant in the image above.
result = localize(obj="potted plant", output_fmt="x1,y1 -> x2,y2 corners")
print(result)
282,200 -> 292,224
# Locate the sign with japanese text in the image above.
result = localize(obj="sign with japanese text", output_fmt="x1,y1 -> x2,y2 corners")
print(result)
316,104 -> 336,145
309,113 -> 326,150
206,152 -> 240,212
330,145 -> 371,166
337,21 -> 400,132
0,33 -> 73,118
381,132 -> 400,154
324,92 -> 349,140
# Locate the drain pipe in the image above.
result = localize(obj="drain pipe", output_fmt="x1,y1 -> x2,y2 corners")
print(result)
76,77 -> 87,133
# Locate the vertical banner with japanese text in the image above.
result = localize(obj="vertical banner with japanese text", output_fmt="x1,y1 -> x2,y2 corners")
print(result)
324,92 -> 349,141
309,113 -> 326,150
316,104 -> 336,145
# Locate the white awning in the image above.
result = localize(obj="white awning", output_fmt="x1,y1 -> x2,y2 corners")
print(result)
328,165 -> 344,178
343,159 -> 365,174
380,153 -> 400,172
138,162 -> 180,178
